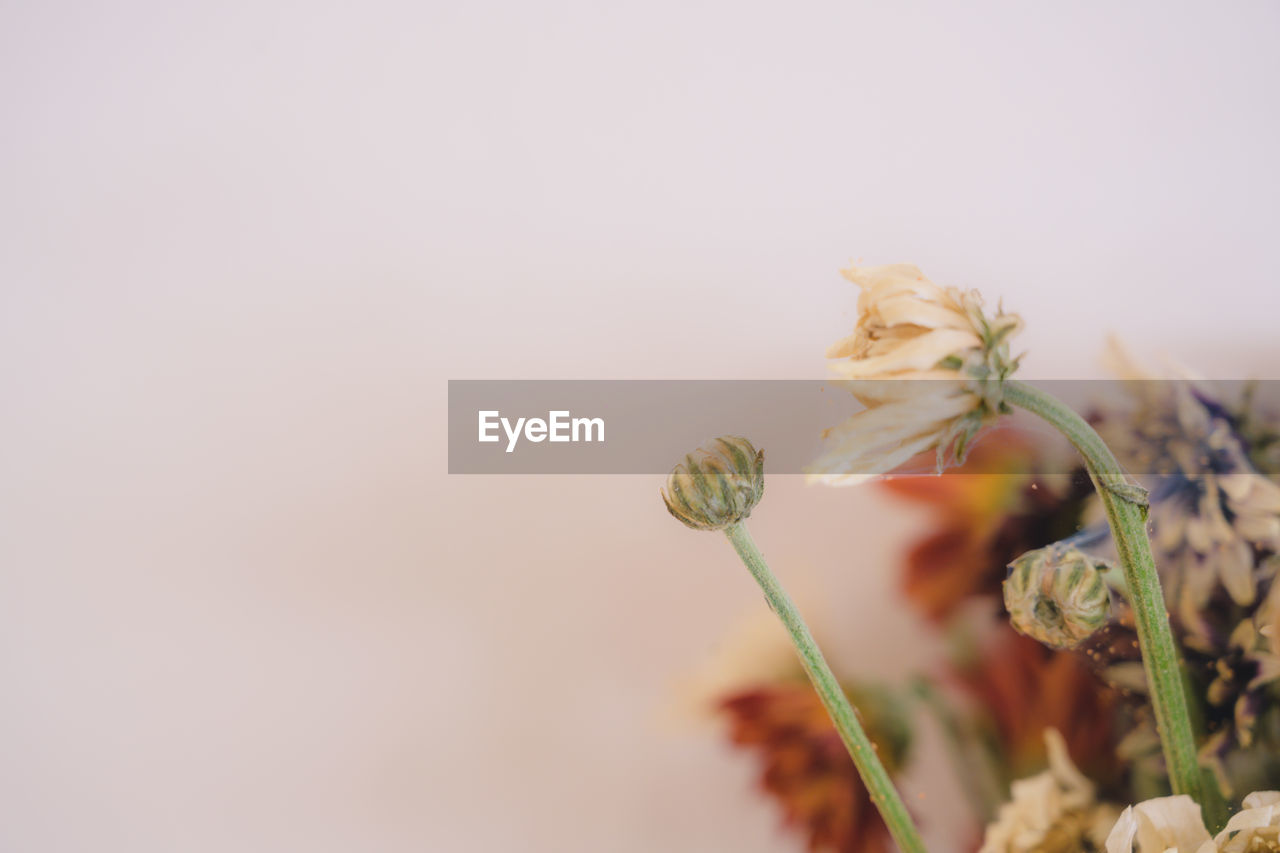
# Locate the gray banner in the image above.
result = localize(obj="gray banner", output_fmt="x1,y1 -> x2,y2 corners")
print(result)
447,379 -> 1276,475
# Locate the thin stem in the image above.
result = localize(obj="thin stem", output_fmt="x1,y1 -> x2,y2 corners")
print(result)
1003,380 -> 1228,830
723,522 -> 927,853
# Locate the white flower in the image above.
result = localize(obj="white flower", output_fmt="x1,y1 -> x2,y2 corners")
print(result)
1105,791 -> 1280,852
810,264 -> 1021,485
1104,796 -> 1212,853
1216,792 -> 1280,852
980,729 -> 1119,852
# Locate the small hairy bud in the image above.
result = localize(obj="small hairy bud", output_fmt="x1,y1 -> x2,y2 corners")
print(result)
662,437 -> 765,531
1004,544 -> 1113,649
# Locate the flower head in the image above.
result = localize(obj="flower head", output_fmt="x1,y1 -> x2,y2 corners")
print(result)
959,625 -> 1126,794
1093,373 -> 1280,791
662,436 -> 765,530
979,729 -> 1120,852
720,682 -> 911,853
683,607 -> 913,852
1105,791 -> 1280,852
1103,795 -> 1212,852
1005,544 -> 1115,650
811,264 -> 1022,485
1094,360 -> 1280,614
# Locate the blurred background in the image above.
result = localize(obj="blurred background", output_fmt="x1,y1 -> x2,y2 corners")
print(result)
3,1 -> 1279,850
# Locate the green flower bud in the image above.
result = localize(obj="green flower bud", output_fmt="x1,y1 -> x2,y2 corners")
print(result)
1003,544 -> 1113,649
662,436 -> 765,531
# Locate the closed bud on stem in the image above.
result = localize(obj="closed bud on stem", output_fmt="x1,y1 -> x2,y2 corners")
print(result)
662,436 -> 765,531
1004,544 -> 1114,649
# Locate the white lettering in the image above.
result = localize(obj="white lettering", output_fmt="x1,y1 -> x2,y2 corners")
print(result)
478,411 -> 500,442
480,410 -> 604,452
572,416 -> 604,442
502,417 -> 526,453
548,410 -> 571,442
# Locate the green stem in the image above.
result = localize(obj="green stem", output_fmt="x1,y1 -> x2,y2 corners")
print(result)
723,522 -> 927,853
1003,380 -> 1228,830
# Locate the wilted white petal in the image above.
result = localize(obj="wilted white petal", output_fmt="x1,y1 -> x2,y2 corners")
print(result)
981,729 -> 1115,852
1218,805 -> 1274,835
874,293 -> 977,330
829,328 -> 984,378
1133,796 -> 1212,851
1106,807 -> 1139,853
1216,539 -> 1256,607
814,263 -> 1021,484
842,263 -> 933,294
1105,795 -> 1211,852
1241,792 -> 1280,810
807,425 -> 946,485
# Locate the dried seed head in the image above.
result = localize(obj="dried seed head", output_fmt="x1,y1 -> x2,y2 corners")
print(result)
662,436 -> 765,531
1004,545 -> 1113,649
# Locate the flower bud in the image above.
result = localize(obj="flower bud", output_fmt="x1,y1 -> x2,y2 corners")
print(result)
1004,545 -> 1113,649
663,436 -> 765,531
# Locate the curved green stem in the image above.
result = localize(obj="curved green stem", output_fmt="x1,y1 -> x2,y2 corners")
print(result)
1004,380 -> 1227,830
723,522 -> 927,853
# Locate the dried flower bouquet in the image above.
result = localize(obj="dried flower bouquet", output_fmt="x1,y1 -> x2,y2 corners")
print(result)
663,264 -> 1280,852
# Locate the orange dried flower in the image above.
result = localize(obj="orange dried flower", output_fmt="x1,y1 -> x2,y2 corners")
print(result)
958,626 -> 1125,791
719,682 -> 911,852
880,433 -> 1088,622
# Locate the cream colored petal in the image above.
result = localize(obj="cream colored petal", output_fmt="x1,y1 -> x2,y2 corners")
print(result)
1217,539 -> 1256,607
980,775 -> 1057,853
808,425 -> 945,483
854,280 -> 952,318
1174,384 -> 1212,434
1107,806 -> 1140,853
839,375 -> 969,406
860,280 -> 955,317
1101,336 -> 1155,381
1236,511 -> 1280,547
846,384 -> 968,412
858,326 -> 933,360
804,471 -> 876,487
873,293 -> 973,330
1155,510 -> 1188,552
809,414 -> 927,469
1184,516 -> 1212,553
1182,559 -> 1220,611
858,273 -> 949,299
1214,796 -> 1280,841
826,325 -> 928,361
821,389 -> 973,440
1218,473 -> 1260,503
1247,477 -> 1280,512
830,328 -> 983,378
823,330 -> 864,360
1045,728 -> 1096,809
808,410 -> 952,478
1242,792 -> 1280,810
1132,796 -> 1212,851
840,263 -> 928,290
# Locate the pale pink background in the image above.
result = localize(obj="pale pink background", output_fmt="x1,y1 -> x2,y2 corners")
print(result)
3,2 -> 1280,851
